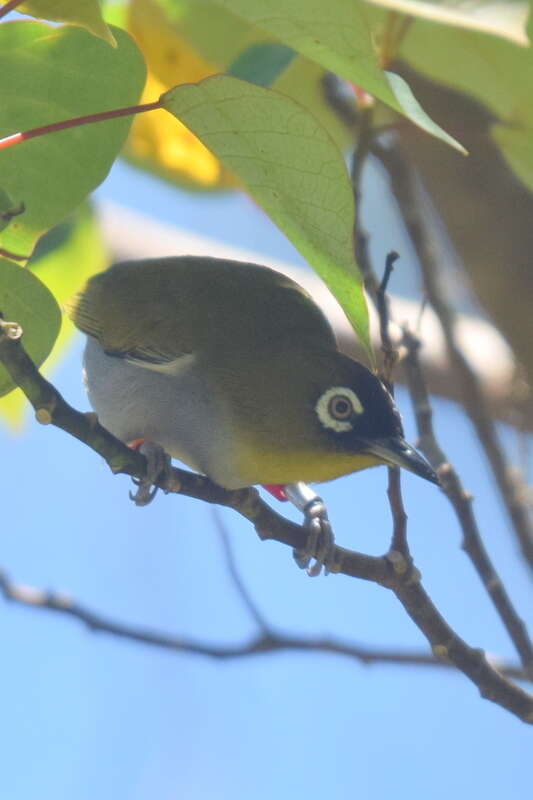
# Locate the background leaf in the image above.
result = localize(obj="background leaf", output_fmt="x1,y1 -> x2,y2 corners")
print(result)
124,0 -> 354,190
0,260 -> 61,397
125,0 -> 237,189
0,204 -> 108,424
209,0 -> 464,151
0,22 -> 145,258
366,0 -> 529,46
162,75 -> 371,355
228,42 -> 296,86
383,10 -> 533,188
19,0 -> 117,47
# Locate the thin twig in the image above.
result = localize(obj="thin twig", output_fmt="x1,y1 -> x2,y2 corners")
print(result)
0,101 -> 162,150
347,122 -> 533,699
350,104 -> 381,300
376,252 -> 409,557
377,250 -> 400,384
402,327 -> 533,680
212,509 -> 271,632
321,74 -> 359,129
0,570 -> 527,679
373,139 -> 533,570
0,0 -> 24,21
387,468 -> 409,558
1,321 -> 533,721
351,106 -> 375,202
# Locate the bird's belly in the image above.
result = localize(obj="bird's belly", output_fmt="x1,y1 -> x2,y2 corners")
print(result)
83,337 -> 238,482
233,440 -> 382,486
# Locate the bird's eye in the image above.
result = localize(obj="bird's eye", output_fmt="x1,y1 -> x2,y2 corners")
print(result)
328,395 -> 352,420
315,387 -> 363,433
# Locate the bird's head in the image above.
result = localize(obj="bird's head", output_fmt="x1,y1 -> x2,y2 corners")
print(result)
224,348 -> 439,487
310,352 -> 438,484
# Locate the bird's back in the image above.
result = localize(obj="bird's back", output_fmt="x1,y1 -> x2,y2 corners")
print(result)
66,256 -> 337,364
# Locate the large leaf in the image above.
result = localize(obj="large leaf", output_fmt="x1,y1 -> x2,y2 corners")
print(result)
0,204 -> 108,425
0,22 -> 146,258
124,0 -> 354,190
209,0 -> 464,151
366,0 -> 529,46
0,260 -> 61,397
162,75 -> 371,354
19,0 -> 117,46
393,15 -> 533,122
388,12 -> 533,188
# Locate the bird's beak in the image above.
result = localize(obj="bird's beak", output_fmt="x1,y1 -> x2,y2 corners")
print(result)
361,437 -> 440,485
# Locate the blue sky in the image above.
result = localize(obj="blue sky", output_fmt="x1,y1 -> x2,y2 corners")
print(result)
1,156 -> 531,799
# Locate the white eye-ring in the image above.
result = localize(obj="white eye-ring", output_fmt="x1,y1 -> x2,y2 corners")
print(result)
315,387 -> 363,432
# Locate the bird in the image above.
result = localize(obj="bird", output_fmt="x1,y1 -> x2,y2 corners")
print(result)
67,255 -> 438,573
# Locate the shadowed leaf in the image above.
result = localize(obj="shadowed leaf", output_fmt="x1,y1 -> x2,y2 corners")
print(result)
211,0 -> 464,151
0,23 -> 145,258
0,260 -> 61,397
0,204 -> 108,424
162,75 -> 372,356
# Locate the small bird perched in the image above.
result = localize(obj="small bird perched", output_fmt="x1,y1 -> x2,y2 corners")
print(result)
67,256 -> 437,572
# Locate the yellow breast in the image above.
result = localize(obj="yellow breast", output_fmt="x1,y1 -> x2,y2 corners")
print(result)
231,438 -> 382,488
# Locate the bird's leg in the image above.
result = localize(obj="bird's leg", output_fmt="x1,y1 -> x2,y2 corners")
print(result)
262,484 -> 288,502
128,439 -> 172,506
284,482 -> 335,577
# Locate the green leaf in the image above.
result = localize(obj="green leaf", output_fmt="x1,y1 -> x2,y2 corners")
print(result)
0,203 -> 108,424
385,10 -> 533,186
161,75 -> 372,355
366,0 -> 529,46
30,204 -> 108,307
391,14 -> 533,123
385,70 -> 467,150
19,0 -> 117,47
210,0 -> 465,151
0,22 -> 146,258
228,42 -> 296,86
0,260 -> 61,397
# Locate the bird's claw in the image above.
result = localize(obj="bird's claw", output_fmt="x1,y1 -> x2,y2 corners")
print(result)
129,441 -> 171,506
282,483 -> 336,576
292,498 -> 335,577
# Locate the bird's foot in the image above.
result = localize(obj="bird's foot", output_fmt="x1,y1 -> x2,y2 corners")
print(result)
284,483 -> 335,577
128,440 -> 171,506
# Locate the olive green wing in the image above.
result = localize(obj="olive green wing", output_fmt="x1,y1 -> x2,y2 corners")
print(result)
65,257 -> 198,366
65,255 -> 337,366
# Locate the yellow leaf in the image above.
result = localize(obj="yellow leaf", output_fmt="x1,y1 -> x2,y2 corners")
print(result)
125,0 -> 236,189
128,73 -> 231,187
124,0 -> 354,189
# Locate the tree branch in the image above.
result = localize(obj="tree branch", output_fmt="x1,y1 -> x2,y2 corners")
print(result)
402,327 -> 533,679
376,252 -> 409,558
0,0 -> 24,21
212,509 -> 271,633
373,138 -> 533,571
1,320 -> 533,722
0,569 -> 527,680
348,131 -> 533,696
